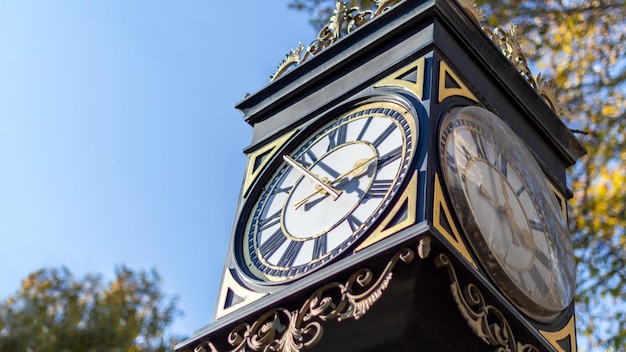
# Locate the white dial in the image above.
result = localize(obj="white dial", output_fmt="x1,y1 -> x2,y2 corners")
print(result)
439,106 -> 575,322
241,101 -> 418,282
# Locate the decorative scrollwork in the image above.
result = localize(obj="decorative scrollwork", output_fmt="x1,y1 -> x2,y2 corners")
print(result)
184,247 -> 414,352
458,1 -> 560,113
435,253 -> 540,352
458,0 -> 486,24
271,0 -> 402,81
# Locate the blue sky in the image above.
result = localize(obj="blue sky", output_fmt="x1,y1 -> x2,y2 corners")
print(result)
0,1 -> 315,337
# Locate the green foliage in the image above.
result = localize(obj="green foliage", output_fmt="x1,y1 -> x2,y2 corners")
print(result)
0,266 -> 181,352
289,0 -> 626,350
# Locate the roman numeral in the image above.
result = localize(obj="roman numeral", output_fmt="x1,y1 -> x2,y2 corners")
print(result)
494,152 -> 507,176
372,123 -> 397,147
277,241 -> 303,267
346,214 -> 364,232
535,249 -> 551,269
445,151 -> 458,174
365,179 -> 393,199
529,219 -> 543,231
356,117 -> 372,141
312,234 -> 327,260
327,124 -> 348,151
516,185 -> 526,196
529,266 -> 550,296
459,145 -> 473,164
470,131 -> 488,159
299,150 -> 318,168
271,185 -> 293,195
258,210 -> 281,231
259,229 -> 287,258
377,146 -> 402,169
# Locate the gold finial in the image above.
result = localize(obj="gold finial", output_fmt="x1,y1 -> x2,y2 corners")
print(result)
458,0 -> 486,25
271,0 -> 561,114
456,1 -> 560,113
536,74 -> 560,113
482,24 -> 560,113
271,43 -> 305,82
271,0 -> 401,81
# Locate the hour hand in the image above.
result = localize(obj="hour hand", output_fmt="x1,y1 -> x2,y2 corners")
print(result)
283,155 -> 342,200
510,220 -> 536,249
478,185 -> 507,215
293,156 -> 376,210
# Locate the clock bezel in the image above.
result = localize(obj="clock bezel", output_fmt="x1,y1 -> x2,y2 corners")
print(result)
437,105 -> 576,323
234,97 -> 422,285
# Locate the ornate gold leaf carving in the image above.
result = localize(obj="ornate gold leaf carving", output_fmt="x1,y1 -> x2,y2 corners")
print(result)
271,0 -> 402,81
458,0 -> 486,25
458,1 -> 560,113
272,44 -> 306,84
272,1 -> 560,113
435,253 -> 541,352
535,73 -> 560,112
183,248 -> 414,352
193,341 -> 218,352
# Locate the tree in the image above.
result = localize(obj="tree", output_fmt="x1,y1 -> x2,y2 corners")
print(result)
0,266 -> 181,352
288,0 -> 626,350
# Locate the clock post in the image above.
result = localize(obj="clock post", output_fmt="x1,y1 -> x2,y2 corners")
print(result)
176,1 -> 586,351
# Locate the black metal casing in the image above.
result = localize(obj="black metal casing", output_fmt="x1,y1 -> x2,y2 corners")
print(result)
176,1 -> 585,351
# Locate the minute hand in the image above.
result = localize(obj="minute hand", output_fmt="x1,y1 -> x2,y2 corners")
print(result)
293,156 -> 377,210
283,155 -> 342,200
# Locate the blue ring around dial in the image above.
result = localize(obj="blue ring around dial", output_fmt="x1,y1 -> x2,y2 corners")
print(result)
242,102 -> 417,282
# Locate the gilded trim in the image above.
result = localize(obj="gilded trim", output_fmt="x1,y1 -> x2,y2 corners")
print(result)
539,315 -> 577,352
433,173 -> 478,269
374,57 -> 426,99
458,0 -> 486,24
435,253 -> 541,351
182,248 -> 414,352
215,270 -> 267,320
271,0 -> 403,81
355,171 -> 418,251
457,1 -> 560,113
550,183 -> 568,222
241,101 -> 418,282
437,61 -> 479,103
242,130 -> 297,196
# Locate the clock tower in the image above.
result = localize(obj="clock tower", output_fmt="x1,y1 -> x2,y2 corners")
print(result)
176,1 -> 586,351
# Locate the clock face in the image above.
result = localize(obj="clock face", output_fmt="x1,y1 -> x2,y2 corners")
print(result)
240,101 -> 417,282
439,106 -> 575,322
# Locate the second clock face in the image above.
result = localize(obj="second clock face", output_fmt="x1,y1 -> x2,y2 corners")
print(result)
241,101 -> 418,282
439,106 -> 575,322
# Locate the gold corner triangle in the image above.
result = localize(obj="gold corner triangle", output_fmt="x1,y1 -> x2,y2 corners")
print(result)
550,182 -> 568,221
215,269 -> 267,320
242,130 -> 297,196
375,57 -> 426,99
437,60 -> 478,103
355,171 -> 418,252
539,315 -> 577,352
433,173 -> 478,269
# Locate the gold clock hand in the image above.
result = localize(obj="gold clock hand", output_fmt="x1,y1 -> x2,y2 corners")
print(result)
497,172 -> 525,246
293,156 -> 377,210
283,155 -> 342,200
510,219 -> 536,249
478,185 -> 507,215
499,173 -> 513,218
